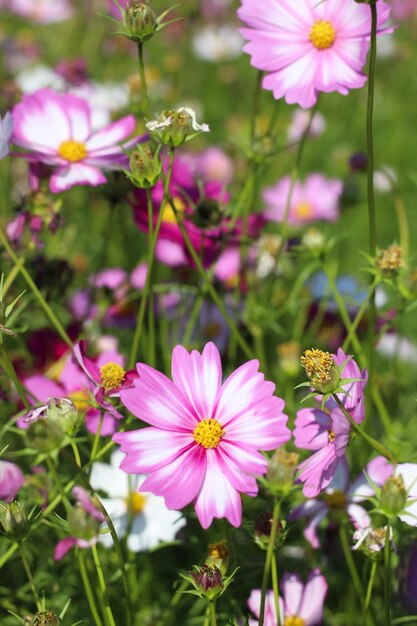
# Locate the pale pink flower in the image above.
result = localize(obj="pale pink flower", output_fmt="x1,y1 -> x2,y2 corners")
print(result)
3,0 -> 73,23
0,461 -> 24,502
11,88 -> 139,192
294,349 -> 367,498
263,174 -> 342,227
287,109 -> 326,144
114,342 -> 290,528
238,0 -> 391,108
248,569 -> 328,626
391,0 -> 416,20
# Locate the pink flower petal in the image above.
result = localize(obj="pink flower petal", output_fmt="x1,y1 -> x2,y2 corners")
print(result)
299,569 -> 328,624
86,116 -> 135,152
50,163 -> 107,192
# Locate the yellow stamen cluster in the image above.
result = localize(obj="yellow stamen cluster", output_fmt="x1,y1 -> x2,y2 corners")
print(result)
295,201 -> 313,220
328,429 -> 336,443
301,349 -> 334,386
58,140 -> 87,162
69,389 -> 90,411
207,540 -> 229,561
377,245 -> 405,273
161,196 -> 186,224
326,490 -> 347,509
193,418 -> 224,449
127,492 -> 146,515
100,362 -> 126,391
309,20 -> 336,50
284,617 -> 305,626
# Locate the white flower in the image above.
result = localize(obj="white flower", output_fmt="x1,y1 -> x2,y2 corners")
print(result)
394,464 -> 417,527
145,115 -> 173,132
352,526 -> 392,552
192,24 -> 243,62
177,107 -> 210,133
0,112 -> 13,160
90,451 -> 186,552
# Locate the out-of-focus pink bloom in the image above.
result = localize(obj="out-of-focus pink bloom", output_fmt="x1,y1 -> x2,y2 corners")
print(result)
238,0 -> 391,109
0,461 -> 24,502
3,0 -> 73,23
263,174 -> 342,226
132,153 -> 264,269
391,0 -> 416,20
130,263 -> 148,290
248,569 -> 328,626
54,486 -> 104,560
294,349 -> 367,497
290,456 -> 393,548
12,88 -> 139,192
0,113 -> 13,160
55,58 -> 89,86
287,109 -> 326,144
114,342 -> 290,528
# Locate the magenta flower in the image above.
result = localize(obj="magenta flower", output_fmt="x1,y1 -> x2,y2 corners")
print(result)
263,174 -> 342,227
11,88 -> 138,192
238,0 -> 391,108
294,349 -> 367,498
248,569 -> 328,626
0,461 -> 24,502
290,456 -> 393,548
114,342 -> 290,528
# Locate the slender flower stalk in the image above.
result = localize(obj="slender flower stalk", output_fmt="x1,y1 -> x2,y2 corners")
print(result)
258,498 -> 280,626
18,543 -> 42,611
271,553 -> 281,626
384,521 -> 392,626
364,561 -> 378,626
0,227 -> 73,347
0,345 -> 30,411
91,543 -> 117,626
339,524 -> 364,609
209,600 -> 217,626
78,550 -> 105,626
138,42 -> 151,118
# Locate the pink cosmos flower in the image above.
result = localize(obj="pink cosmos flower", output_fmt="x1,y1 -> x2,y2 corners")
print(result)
114,342 -> 290,528
11,88 -> 139,192
3,0 -> 73,23
290,456 -> 393,548
391,0 -> 416,20
294,349 -> 367,498
238,0 -> 391,108
248,569 -> 328,626
0,461 -> 25,502
263,174 -> 342,227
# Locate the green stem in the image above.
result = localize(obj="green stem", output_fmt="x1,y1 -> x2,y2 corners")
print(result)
0,345 -> 30,411
78,550 -> 105,626
366,1 -> 378,378
341,281 -> 377,354
258,498 -> 280,626
182,293 -> 204,346
129,149 -> 175,368
271,553 -> 281,626
146,188 -> 156,366
250,70 -> 263,143
18,543 -> 42,611
0,543 -> 18,569
0,228 -> 72,347
46,456 -> 72,513
91,543 -> 117,626
174,212 -> 254,360
209,600 -> 217,626
363,561 -> 377,626
138,42 -> 150,118
384,521 -> 392,626
339,524 -> 364,608
333,394 -> 397,464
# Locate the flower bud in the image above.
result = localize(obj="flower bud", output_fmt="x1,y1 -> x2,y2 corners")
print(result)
266,448 -> 299,495
33,611 -> 60,626
352,526 -> 391,558
206,540 -> 229,575
254,511 -> 284,550
380,475 -> 407,517
124,1 -> 158,42
376,245 -> 406,277
128,144 -> 162,188
300,348 -> 341,394
24,397 -> 80,439
0,501 -> 28,539
191,564 -> 223,600
25,418 -> 64,453
146,107 -> 210,147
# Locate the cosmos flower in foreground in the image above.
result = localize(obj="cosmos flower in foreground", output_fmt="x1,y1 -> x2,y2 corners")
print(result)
294,349 -> 367,497
263,174 -> 342,226
248,569 -> 328,626
238,0 -> 391,108
11,88 -> 139,192
114,342 -> 290,528
90,451 -> 186,552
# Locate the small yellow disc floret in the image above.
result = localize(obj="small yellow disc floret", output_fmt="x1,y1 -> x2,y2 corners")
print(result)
127,492 -> 146,515
284,617 -> 305,626
193,418 -> 224,449
58,140 -> 87,162
100,362 -> 126,391
309,20 -> 336,50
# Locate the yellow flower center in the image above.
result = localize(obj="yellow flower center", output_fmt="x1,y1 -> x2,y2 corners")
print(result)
207,541 -> 229,560
99,362 -> 126,391
301,348 -> 334,385
285,617 -> 305,626
58,140 -> 88,162
127,492 -> 146,515
295,201 -> 313,219
161,197 -> 186,224
193,418 -> 224,449
69,389 -> 91,411
326,489 -> 347,509
309,20 -> 336,50
328,429 -> 336,443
